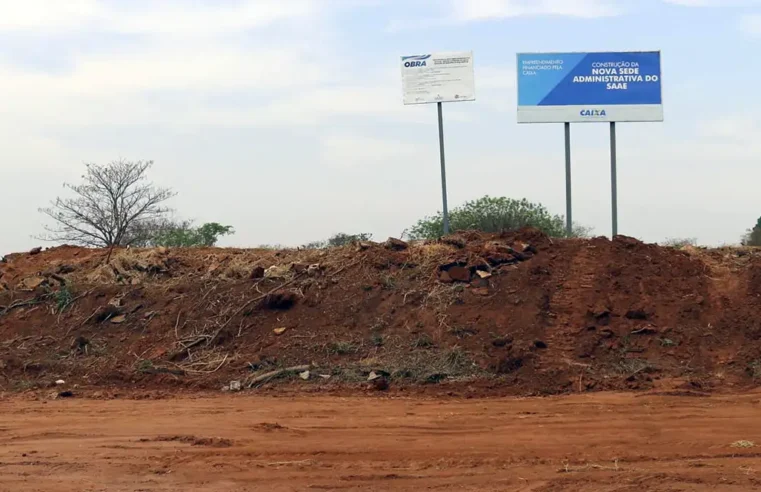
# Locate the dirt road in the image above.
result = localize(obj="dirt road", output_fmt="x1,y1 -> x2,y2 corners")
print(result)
2,392 -> 761,491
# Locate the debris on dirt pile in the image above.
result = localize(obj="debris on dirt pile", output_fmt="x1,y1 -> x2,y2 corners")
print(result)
384,238 -> 409,251
441,235 -> 467,249
2,230 -> 761,396
261,290 -> 299,310
439,263 -> 471,283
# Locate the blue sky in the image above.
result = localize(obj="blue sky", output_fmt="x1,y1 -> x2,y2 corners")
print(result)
1,0 -> 760,252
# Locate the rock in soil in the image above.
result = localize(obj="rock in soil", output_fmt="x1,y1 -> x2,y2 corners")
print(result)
445,266 -> 471,283
370,377 -> 389,391
384,238 -> 409,251
441,235 -> 467,249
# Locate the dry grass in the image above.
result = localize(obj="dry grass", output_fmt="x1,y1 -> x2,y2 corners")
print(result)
731,440 -> 755,449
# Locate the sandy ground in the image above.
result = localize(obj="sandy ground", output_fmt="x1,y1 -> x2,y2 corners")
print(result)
2,392 -> 761,491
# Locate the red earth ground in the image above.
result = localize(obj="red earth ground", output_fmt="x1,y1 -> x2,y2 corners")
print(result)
1,230 -> 760,395
2,232 -> 761,490
3,392 -> 761,491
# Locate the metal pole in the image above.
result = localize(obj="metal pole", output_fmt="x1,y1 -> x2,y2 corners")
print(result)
610,121 -> 618,237
437,102 -> 450,235
564,122 -> 572,237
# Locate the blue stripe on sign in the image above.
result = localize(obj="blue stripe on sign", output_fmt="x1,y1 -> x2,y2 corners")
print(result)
518,53 -> 587,106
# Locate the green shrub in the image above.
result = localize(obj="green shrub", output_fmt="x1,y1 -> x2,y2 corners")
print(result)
408,196 -> 589,240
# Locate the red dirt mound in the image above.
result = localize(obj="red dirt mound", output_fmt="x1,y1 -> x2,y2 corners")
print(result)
2,231 -> 761,396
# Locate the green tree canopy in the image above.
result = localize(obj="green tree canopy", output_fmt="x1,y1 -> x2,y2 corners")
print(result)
743,216 -> 761,246
408,196 -> 590,240
144,221 -> 234,247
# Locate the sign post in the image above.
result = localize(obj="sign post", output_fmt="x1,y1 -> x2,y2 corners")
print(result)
564,122 -> 572,236
401,51 -> 475,236
610,122 -> 618,236
516,51 -> 663,237
437,102 -> 450,234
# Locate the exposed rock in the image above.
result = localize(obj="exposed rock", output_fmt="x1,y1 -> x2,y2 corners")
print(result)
357,241 -> 375,251
19,276 -> 47,291
625,309 -> 649,321
108,297 -> 124,308
614,235 -> 643,248
512,242 -> 537,254
472,287 -> 490,296
261,290 -> 299,310
484,241 -> 513,254
56,264 -> 76,274
495,356 -> 524,374
446,266 -> 471,283
492,336 -> 513,348
441,235 -> 467,249
29,247 -> 42,255
438,270 -> 453,283
384,238 -> 409,251
265,265 -> 289,279
370,376 -> 389,391
631,326 -> 658,335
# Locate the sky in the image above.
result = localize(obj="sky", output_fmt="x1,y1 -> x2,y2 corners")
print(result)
1,0 -> 760,253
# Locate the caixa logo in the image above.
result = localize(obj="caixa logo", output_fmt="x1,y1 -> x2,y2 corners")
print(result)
402,54 -> 431,68
579,109 -> 608,118
580,109 -> 607,117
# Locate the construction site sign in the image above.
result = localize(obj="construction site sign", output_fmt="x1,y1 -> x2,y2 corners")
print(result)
401,51 -> 475,105
517,51 -> 663,123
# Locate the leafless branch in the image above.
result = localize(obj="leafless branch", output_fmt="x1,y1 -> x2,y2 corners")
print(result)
38,159 -> 175,248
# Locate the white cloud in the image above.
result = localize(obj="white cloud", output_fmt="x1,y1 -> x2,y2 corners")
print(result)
388,0 -> 621,30
0,0 -> 317,33
449,0 -> 621,21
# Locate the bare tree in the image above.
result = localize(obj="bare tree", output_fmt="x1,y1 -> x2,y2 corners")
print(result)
39,160 -> 175,248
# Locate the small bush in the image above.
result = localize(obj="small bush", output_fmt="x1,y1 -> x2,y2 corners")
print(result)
328,341 -> 358,355
53,285 -> 74,313
370,334 -> 384,347
412,334 -> 434,348
661,237 -> 697,248
303,232 -> 372,249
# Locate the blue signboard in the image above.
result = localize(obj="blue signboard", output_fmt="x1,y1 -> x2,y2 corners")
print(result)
517,51 -> 663,123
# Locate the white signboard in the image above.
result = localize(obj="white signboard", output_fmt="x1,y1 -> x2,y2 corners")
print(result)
401,51 -> 475,105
